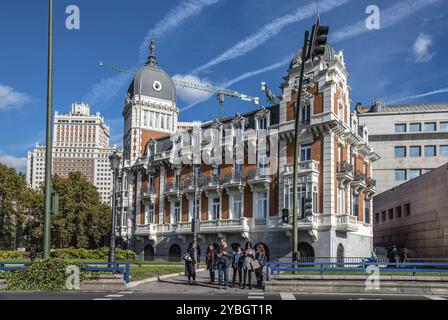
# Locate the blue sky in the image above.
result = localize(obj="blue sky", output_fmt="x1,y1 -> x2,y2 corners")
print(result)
1,0 -> 447,173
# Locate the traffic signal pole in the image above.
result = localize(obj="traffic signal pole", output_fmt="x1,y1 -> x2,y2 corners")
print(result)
292,30 -> 309,265
43,0 -> 54,259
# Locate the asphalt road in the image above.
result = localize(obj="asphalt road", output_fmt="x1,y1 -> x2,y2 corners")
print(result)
0,290 -> 446,300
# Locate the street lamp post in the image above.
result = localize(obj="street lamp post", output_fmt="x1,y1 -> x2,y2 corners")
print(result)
292,31 -> 309,265
192,164 -> 199,265
108,151 -> 121,264
43,0 -> 54,260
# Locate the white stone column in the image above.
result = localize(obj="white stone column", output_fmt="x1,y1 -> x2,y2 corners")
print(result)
322,132 -> 335,216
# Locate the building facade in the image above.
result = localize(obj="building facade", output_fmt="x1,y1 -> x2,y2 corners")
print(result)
26,103 -> 119,204
358,103 -> 448,194
373,163 -> 448,258
118,38 -> 379,261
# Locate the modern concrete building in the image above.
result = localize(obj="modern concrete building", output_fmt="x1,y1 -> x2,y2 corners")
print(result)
358,103 -> 448,194
26,103 -> 120,204
373,163 -> 448,258
117,34 -> 380,261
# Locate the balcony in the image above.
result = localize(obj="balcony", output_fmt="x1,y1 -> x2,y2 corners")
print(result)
284,160 -> 319,176
283,214 -> 321,230
223,171 -> 245,195
140,186 -> 157,204
165,182 -> 183,202
201,175 -> 222,198
174,218 -> 251,237
351,171 -> 366,192
181,176 -> 200,200
135,223 -> 157,239
337,161 -> 354,186
247,169 -> 272,192
364,178 -> 377,197
336,215 -> 358,232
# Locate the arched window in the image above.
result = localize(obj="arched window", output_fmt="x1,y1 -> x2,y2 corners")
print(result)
168,244 -> 181,262
144,244 -> 154,261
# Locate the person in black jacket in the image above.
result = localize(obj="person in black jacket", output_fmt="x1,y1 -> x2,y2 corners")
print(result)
184,242 -> 197,285
206,243 -> 217,284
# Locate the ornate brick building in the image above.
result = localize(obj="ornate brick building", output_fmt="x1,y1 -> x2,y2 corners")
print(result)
117,38 -> 379,261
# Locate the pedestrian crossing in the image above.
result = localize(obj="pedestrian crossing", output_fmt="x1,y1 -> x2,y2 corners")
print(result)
279,292 -> 296,300
248,292 -> 264,299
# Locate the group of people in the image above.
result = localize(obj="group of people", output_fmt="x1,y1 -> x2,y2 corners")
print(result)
184,239 -> 267,290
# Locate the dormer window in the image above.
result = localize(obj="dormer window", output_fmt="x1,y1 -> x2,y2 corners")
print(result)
258,117 -> 267,130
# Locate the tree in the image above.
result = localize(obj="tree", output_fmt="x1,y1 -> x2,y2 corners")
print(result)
51,172 -> 111,249
0,163 -> 43,250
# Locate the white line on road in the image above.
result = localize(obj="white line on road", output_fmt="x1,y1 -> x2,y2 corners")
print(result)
105,294 -> 124,298
117,291 -> 133,294
248,292 -> 264,299
424,295 -> 447,300
93,298 -> 112,300
248,292 -> 264,295
280,292 -> 296,300
248,296 -> 265,299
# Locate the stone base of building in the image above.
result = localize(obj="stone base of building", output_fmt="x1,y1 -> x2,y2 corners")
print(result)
127,228 -> 372,262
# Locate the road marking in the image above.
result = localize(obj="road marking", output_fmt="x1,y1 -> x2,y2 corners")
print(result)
117,291 -> 133,294
105,294 -> 124,298
93,298 -> 112,300
424,295 -> 447,300
248,292 -> 264,299
280,292 -> 296,300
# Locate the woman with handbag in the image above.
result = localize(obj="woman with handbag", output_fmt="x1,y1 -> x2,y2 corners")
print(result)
254,244 -> 267,289
241,241 -> 255,289
206,243 -> 217,285
184,242 -> 197,285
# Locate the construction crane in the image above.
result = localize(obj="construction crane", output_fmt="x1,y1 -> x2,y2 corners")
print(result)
261,82 -> 278,106
99,62 -> 260,118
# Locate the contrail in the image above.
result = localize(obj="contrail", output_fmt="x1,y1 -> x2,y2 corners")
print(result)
191,0 -> 352,75
332,0 -> 442,43
85,0 -> 222,106
388,88 -> 448,103
180,56 -> 291,112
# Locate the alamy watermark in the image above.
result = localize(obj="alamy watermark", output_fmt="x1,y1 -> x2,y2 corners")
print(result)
66,5 -> 80,30
365,5 -> 381,30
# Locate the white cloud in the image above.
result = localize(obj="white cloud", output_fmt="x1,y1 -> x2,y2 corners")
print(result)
0,151 -> 27,174
85,0 -> 222,106
332,0 -> 442,43
412,33 -> 435,63
388,88 -> 448,103
191,0 -> 352,75
173,74 -> 214,105
0,84 -> 32,110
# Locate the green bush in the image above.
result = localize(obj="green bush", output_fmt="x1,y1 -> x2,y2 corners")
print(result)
3,259 -> 104,291
0,251 -> 30,260
50,247 -> 135,261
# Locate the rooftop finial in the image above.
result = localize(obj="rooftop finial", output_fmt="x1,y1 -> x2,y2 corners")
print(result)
146,36 -> 158,67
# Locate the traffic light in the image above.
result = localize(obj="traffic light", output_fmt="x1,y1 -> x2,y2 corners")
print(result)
307,17 -> 329,61
51,192 -> 59,215
282,208 -> 289,224
305,198 -> 313,216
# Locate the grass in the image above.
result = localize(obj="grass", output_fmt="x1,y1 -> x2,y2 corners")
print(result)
130,266 -> 184,282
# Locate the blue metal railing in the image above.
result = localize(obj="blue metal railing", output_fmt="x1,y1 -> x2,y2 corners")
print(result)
0,261 -> 130,284
80,262 -> 131,284
265,261 -> 448,281
0,262 -> 29,271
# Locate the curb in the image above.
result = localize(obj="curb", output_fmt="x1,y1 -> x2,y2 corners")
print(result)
127,268 -> 206,288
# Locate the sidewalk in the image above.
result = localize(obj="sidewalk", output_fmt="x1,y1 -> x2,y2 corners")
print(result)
132,269 -> 264,294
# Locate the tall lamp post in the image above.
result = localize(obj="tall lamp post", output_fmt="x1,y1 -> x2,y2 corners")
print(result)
43,0 -> 54,260
109,151 -> 121,263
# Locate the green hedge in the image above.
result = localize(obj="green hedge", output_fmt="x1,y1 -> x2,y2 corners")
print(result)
0,251 -> 30,260
0,248 -> 135,261
50,247 -> 135,260
2,259 -> 103,291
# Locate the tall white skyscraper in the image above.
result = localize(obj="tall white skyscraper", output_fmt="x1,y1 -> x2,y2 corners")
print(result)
26,103 -> 120,204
